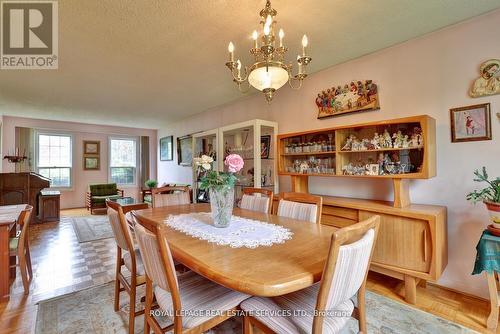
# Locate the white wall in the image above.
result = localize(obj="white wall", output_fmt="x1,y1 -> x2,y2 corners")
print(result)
2,116 -> 157,209
157,10 -> 500,298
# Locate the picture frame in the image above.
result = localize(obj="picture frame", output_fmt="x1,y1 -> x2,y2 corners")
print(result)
177,135 -> 193,166
368,164 -> 379,176
261,135 -> 271,159
450,103 -> 492,143
83,140 -> 100,155
83,156 -> 100,170
160,136 -> 173,161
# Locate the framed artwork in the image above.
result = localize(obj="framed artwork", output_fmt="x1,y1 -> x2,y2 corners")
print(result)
83,141 -> 100,155
367,164 -> 380,176
316,80 -> 380,119
261,135 -> 271,159
450,103 -> 492,143
160,136 -> 173,161
84,156 -> 100,170
177,135 -> 193,166
469,59 -> 500,98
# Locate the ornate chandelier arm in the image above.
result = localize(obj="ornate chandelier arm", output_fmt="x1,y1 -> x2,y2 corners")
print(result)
226,61 -> 249,83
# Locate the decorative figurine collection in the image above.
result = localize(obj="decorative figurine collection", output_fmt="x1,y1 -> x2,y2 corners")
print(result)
316,80 -> 380,119
342,151 -> 414,176
285,134 -> 335,154
341,127 -> 423,151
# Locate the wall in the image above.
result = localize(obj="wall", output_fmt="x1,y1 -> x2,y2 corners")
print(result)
2,116 -> 157,209
157,9 -> 500,298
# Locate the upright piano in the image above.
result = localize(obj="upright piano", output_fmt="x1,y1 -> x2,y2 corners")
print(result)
0,172 -> 50,217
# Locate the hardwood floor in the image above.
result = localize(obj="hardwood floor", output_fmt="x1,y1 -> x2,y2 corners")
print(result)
0,207 -> 497,333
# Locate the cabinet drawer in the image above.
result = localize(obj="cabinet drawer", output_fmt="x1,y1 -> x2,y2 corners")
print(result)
322,206 -> 358,220
321,214 -> 357,228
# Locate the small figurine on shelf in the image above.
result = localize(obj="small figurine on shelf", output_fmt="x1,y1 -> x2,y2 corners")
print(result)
371,133 -> 381,149
381,129 -> 393,148
342,163 -> 355,175
402,135 -> 410,148
409,133 -> 420,148
362,139 -> 375,150
351,137 -> 363,151
392,131 -> 404,148
299,161 -> 309,174
342,135 -> 355,151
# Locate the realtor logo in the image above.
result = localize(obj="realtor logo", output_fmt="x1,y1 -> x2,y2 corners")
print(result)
1,0 -> 58,69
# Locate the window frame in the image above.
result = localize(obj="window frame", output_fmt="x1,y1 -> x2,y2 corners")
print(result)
34,130 -> 74,190
108,136 -> 139,188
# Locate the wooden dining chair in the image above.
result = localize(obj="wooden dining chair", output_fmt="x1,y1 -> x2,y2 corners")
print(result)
132,212 -> 250,334
151,186 -> 191,208
9,205 -> 33,294
276,192 -> 323,223
241,215 -> 380,334
240,188 -> 274,213
106,201 -> 146,334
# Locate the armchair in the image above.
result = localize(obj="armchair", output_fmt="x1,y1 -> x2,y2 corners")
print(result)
86,183 -> 124,214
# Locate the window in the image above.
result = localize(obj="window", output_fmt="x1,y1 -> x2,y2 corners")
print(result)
109,138 -> 137,185
36,133 -> 72,188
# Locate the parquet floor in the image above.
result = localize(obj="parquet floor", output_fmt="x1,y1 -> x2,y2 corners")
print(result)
0,207 -> 497,333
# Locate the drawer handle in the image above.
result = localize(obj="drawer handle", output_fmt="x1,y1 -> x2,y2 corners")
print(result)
422,229 -> 428,262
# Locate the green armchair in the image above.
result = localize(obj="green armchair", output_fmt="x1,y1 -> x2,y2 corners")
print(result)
86,183 -> 124,214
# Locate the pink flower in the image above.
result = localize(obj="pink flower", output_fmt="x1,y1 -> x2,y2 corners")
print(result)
224,154 -> 244,173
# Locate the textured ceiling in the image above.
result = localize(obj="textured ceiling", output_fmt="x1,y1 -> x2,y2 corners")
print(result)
1,0 -> 500,129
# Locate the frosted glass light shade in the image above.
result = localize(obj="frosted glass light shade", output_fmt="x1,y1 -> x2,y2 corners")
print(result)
248,66 -> 289,91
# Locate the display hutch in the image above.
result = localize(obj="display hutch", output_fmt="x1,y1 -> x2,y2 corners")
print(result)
192,129 -> 218,203
277,115 -> 447,304
219,119 -> 278,203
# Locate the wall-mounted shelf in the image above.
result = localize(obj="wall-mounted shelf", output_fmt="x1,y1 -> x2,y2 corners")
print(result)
278,115 -> 436,208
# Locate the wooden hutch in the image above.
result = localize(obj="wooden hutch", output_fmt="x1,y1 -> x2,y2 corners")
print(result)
277,115 -> 447,304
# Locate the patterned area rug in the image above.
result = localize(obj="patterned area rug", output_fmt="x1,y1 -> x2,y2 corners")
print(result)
35,282 -> 477,334
70,215 -> 113,243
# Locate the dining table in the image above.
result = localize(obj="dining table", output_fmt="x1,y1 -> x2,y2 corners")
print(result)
132,203 -> 338,297
0,204 -> 27,301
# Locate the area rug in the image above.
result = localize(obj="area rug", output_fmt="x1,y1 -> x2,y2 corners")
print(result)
70,215 -> 113,243
35,282 -> 477,334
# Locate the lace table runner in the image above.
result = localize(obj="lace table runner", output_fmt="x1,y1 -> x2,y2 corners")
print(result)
164,212 -> 293,248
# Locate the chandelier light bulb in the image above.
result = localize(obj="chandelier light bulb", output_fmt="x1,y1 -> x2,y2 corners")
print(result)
265,15 -> 273,27
301,35 -> 308,56
263,24 -> 270,36
252,30 -> 258,48
228,42 -> 234,53
279,29 -> 284,47
237,59 -> 242,70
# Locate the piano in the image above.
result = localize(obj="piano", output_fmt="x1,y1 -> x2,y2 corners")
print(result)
0,172 -> 50,217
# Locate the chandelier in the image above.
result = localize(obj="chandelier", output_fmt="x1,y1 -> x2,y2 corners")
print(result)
225,0 -> 312,103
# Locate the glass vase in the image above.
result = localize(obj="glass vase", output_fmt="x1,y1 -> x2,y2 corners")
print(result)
209,186 -> 234,228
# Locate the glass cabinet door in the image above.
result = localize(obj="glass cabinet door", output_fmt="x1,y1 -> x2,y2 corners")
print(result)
192,130 -> 217,203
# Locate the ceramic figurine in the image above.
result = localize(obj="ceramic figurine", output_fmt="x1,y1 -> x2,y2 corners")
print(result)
351,138 -> 363,151
382,129 -> 392,148
409,133 -> 419,148
392,131 -> 404,148
402,135 -> 410,148
299,161 -> 309,174
342,135 -> 355,151
371,133 -> 381,149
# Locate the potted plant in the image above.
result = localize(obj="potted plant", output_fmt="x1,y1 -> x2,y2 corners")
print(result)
193,154 -> 244,228
466,167 -> 500,227
144,179 -> 158,189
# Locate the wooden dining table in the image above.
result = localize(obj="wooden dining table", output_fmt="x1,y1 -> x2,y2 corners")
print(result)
133,203 -> 338,297
0,204 -> 27,301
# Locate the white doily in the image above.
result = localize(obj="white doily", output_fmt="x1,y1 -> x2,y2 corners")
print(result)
164,212 -> 293,248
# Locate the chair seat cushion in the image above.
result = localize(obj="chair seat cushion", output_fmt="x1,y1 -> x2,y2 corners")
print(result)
123,248 -> 145,276
241,283 -> 354,334
155,270 -> 249,329
91,194 -> 122,204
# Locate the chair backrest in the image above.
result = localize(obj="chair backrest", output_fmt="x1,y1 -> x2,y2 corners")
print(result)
132,211 -> 182,324
277,192 -> 323,223
90,183 -> 117,196
151,186 -> 190,208
240,188 -> 273,213
16,205 -> 33,253
106,201 -> 134,252
312,215 -> 380,333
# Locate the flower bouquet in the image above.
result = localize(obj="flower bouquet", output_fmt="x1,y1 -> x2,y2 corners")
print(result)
193,154 -> 244,227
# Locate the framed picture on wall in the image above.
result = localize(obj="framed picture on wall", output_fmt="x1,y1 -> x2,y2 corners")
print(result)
83,141 -> 100,155
450,103 -> 492,143
84,156 -> 100,170
160,136 -> 173,161
261,135 -> 271,159
177,135 -> 193,166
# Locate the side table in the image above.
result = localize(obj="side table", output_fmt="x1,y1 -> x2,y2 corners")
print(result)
473,230 -> 500,330
37,190 -> 60,223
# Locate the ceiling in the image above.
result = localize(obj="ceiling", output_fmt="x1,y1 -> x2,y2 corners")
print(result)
1,0 -> 500,129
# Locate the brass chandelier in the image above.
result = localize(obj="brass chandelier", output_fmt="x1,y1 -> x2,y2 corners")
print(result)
225,0 -> 311,103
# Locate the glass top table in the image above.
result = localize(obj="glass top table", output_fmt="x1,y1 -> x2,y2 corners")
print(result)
106,197 -> 149,213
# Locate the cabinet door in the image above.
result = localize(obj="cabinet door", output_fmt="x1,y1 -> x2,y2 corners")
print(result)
359,211 -> 432,273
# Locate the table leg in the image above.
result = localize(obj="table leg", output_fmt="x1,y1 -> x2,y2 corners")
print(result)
486,271 -> 499,330
0,225 -> 10,301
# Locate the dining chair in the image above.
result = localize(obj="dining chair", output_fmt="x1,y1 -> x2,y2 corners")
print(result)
132,212 -> 250,334
9,205 -> 33,294
276,192 -> 323,223
240,188 -> 274,213
241,215 -> 380,334
151,186 -> 191,208
106,201 -> 146,334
